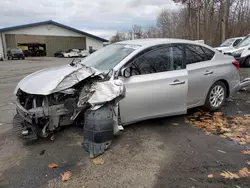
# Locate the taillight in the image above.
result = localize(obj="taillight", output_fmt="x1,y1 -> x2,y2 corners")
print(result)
218,50 -> 222,53
232,60 -> 240,70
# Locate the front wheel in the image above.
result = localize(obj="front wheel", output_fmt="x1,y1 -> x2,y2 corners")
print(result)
203,81 -> 227,111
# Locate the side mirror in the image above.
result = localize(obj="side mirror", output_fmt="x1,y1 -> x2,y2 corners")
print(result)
120,67 -> 131,78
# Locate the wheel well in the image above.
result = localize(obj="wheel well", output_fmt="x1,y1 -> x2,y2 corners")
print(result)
243,56 -> 250,65
217,79 -> 230,98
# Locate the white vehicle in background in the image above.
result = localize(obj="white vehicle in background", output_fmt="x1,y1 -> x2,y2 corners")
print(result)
78,49 -> 89,57
0,52 -> 3,61
215,37 -> 244,53
62,49 -> 80,58
224,34 -> 250,67
194,40 -> 205,44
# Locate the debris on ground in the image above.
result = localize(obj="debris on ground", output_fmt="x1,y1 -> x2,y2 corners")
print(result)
92,157 -> 105,165
60,171 -> 72,181
189,177 -> 198,182
218,150 -> 226,154
186,110 -> 250,145
48,163 -> 58,169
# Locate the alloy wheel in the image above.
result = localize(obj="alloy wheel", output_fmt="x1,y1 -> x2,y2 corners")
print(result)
209,85 -> 225,108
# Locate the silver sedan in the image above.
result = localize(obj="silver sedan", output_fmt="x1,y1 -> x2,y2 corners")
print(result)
84,39 -> 240,125
13,39 -> 241,157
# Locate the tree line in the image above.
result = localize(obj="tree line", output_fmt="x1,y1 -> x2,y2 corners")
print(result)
110,0 -> 250,47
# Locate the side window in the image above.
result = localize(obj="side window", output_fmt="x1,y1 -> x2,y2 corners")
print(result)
201,47 -> 215,60
185,44 -> 206,64
233,39 -> 242,47
185,44 -> 215,64
128,45 -> 183,76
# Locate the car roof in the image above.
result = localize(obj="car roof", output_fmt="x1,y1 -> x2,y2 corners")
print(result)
117,38 -> 201,46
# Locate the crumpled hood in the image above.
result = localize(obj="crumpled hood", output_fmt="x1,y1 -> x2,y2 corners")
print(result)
14,63 -> 102,95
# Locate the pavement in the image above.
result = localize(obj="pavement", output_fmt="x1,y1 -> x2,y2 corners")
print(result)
0,58 -> 250,188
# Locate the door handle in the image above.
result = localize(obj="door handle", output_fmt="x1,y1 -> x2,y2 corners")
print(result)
170,80 -> 186,85
204,70 -> 213,75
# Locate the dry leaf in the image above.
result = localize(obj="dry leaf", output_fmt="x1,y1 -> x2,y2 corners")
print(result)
61,171 -> 72,181
238,167 -> 250,177
92,157 -> 105,165
205,131 -> 212,136
208,174 -> 214,178
214,112 -> 223,116
220,171 -> 239,179
239,142 -> 246,145
48,163 -> 58,169
241,150 -> 250,155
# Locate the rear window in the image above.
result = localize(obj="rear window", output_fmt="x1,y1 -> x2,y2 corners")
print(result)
11,48 -> 23,53
185,44 -> 214,65
201,47 -> 215,60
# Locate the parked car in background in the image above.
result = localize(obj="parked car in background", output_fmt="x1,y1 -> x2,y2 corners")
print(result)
54,50 -> 64,57
215,37 -> 244,53
62,49 -> 80,57
224,34 -> 250,67
79,49 -> 89,57
7,48 -> 25,60
194,40 -> 205,44
0,52 -> 3,61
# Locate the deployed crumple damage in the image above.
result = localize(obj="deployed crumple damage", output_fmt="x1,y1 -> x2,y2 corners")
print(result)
14,63 -> 103,95
13,61 -> 125,157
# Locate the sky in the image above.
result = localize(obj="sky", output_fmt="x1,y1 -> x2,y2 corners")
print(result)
0,0 -> 179,40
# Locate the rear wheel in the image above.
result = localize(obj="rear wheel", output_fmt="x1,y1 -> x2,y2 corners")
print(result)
204,81 -> 227,111
244,57 -> 250,67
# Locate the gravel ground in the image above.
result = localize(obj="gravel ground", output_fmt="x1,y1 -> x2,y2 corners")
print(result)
0,58 -> 249,188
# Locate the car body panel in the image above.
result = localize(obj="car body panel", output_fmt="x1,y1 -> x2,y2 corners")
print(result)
119,69 -> 188,125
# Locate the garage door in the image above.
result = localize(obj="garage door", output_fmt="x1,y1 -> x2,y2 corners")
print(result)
45,36 -> 86,56
6,34 -> 86,57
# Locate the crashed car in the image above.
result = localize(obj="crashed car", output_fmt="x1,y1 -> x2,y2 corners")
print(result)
14,39 -> 244,158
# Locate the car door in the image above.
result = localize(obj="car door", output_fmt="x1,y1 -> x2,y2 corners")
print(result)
119,44 -> 188,125
185,44 -> 216,108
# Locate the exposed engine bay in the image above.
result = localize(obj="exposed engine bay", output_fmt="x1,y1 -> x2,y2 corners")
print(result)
13,61 -> 125,158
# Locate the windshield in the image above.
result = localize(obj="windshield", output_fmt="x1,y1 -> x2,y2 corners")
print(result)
220,38 -> 234,47
80,44 -> 137,71
11,48 -> 23,53
235,35 -> 250,48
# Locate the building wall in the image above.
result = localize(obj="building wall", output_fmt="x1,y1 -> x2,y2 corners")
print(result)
4,24 -> 83,37
1,24 -> 105,57
0,34 -> 3,57
86,37 -> 104,51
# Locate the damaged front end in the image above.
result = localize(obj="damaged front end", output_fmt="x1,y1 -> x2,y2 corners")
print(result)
13,62 -> 125,158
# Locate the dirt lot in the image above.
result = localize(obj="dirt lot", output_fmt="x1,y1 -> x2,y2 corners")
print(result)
0,58 -> 250,188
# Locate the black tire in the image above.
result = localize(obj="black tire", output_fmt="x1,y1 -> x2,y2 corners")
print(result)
11,57 -> 14,60
0,58 -> 3,61
203,81 -> 227,111
7,57 -> 10,60
244,57 -> 250,68
22,57 -> 25,60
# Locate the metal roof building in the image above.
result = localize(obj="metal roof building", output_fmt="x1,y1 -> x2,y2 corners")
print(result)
0,20 -> 108,57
